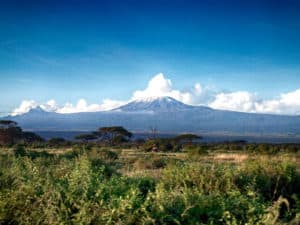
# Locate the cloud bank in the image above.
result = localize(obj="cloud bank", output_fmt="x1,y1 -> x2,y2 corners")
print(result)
209,89 -> 300,115
12,98 -> 126,115
131,73 -> 209,104
11,73 -> 300,115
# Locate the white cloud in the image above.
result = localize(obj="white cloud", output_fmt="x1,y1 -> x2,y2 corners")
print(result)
131,73 -> 211,105
11,100 -> 38,116
209,89 -> 300,115
40,99 -> 58,112
56,98 -> 126,114
194,83 -> 203,95
10,73 -> 300,116
56,99 -> 100,114
132,73 -> 172,99
256,89 -> 300,115
11,98 -> 126,115
101,99 -> 127,110
11,73 -> 213,115
209,91 -> 258,113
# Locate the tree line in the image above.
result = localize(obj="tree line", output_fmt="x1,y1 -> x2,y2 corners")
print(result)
0,120 -> 202,150
2,120 -> 299,153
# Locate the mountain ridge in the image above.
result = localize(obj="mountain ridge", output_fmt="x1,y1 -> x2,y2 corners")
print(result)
9,96 -> 300,117
2,96 -> 300,137
113,96 -> 199,113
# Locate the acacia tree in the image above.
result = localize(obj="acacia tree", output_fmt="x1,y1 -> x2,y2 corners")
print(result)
174,133 -> 202,146
0,120 -> 45,145
48,137 -> 68,147
75,133 -> 98,143
0,120 -> 22,145
22,132 -> 45,144
0,120 -> 17,127
97,126 -> 132,145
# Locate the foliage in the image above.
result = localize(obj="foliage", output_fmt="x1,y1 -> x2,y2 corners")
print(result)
0,146 -> 299,225
89,148 -> 119,161
13,144 -> 27,157
75,133 -> 98,142
22,131 -> 45,143
174,133 -> 202,145
0,120 -> 22,145
93,126 -> 133,145
48,137 -> 69,147
185,144 -> 209,158
142,138 -> 180,152
0,121 -> 45,146
133,155 -> 168,170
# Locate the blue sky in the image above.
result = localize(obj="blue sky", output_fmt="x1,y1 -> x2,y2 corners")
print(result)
1,0 -> 300,115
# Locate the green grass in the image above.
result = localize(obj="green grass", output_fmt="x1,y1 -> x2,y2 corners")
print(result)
0,146 -> 299,224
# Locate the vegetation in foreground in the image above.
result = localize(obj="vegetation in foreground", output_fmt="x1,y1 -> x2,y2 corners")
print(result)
0,145 -> 299,225
1,120 -> 300,224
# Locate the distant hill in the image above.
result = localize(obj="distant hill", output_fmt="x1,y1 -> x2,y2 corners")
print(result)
2,96 -> 300,137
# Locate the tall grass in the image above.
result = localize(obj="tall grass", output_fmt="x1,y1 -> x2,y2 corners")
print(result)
0,147 -> 299,224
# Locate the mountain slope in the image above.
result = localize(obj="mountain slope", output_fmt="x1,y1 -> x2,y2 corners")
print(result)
114,96 -> 198,112
2,97 -> 300,136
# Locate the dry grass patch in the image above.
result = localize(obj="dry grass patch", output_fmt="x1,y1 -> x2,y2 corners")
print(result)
213,153 -> 249,163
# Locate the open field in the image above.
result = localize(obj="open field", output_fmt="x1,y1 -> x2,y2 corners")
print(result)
0,145 -> 300,225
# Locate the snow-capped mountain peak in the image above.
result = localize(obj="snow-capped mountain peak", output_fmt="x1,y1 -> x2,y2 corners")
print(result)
28,106 -> 46,113
114,96 -> 195,112
133,96 -> 174,103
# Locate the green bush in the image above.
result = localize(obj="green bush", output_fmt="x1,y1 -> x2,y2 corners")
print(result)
13,144 -> 27,157
0,148 -> 299,224
99,149 -> 119,161
142,139 -> 179,152
185,145 -> 209,159
133,155 -> 167,170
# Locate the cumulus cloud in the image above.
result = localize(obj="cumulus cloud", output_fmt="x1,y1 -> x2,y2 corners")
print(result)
131,73 -> 212,105
40,99 -> 58,112
209,91 -> 258,113
100,99 -> 128,111
256,89 -> 300,115
11,98 -> 126,115
10,73 -> 300,115
11,73 -> 213,115
11,100 -> 38,116
56,98 -> 126,114
56,99 -> 101,114
209,89 -> 300,115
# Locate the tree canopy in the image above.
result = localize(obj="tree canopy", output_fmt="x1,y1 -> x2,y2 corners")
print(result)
0,120 -> 22,145
48,137 -> 67,147
97,126 -> 132,145
0,120 -> 18,128
22,132 -> 45,143
174,133 -> 202,145
75,133 -> 98,142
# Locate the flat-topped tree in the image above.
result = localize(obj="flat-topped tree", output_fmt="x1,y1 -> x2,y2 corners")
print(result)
0,120 -> 22,145
48,137 -> 67,147
75,133 -> 98,143
97,126 -> 132,145
22,132 -> 45,143
0,120 -> 18,128
174,133 -> 202,146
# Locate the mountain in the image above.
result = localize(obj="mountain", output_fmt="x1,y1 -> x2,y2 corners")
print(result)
114,96 -> 197,112
26,106 -> 50,115
2,96 -> 300,138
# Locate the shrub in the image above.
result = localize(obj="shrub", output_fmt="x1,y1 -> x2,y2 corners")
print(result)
133,155 -> 167,170
13,144 -> 27,157
142,139 -> 178,152
0,147 -> 299,224
185,145 -> 209,159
